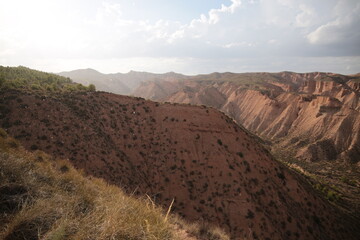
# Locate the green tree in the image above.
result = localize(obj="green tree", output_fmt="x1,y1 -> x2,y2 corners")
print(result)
88,84 -> 96,91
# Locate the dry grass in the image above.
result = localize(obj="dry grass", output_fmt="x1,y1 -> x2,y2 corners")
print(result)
0,130 -> 229,240
170,216 -> 230,240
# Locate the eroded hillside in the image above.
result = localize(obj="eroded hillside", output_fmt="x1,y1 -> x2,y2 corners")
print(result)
133,72 -> 360,165
1,88 -> 359,239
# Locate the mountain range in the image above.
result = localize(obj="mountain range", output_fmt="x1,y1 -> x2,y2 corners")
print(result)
58,68 -> 186,95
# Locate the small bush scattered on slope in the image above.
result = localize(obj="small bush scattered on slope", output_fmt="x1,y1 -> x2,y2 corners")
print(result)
0,130 -> 229,240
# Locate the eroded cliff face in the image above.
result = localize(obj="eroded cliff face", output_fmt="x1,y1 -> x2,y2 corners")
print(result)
222,91 -> 360,163
1,90 -> 359,240
347,80 -> 360,92
133,72 -> 360,164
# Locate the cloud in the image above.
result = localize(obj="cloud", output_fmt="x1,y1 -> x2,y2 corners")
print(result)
165,0 -> 360,57
75,0 -> 245,58
295,4 -> 316,27
0,0 -> 359,74
169,0 -> 242,42
208,0 -> 242,24
307,1 -> 360,48
222,41 -> 256,48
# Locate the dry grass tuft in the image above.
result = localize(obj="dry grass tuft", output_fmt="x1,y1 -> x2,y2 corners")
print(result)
170,215 -> 230,240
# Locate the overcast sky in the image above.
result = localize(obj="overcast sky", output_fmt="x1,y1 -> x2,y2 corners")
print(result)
0,0 -> 359,74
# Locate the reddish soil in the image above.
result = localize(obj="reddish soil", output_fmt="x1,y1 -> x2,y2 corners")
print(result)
133,72 -> 360,164
0,89 -> 359,239
133,72 -> 360,217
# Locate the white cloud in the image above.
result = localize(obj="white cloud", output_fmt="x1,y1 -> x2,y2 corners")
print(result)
307,0 -> 360,46
207,0 -> 242,24
0,0 -> 359,74
276,0 -> 295,8
186,0 -> 242,27
223,41 -> 256,48
268,39 -> 278,45
295,4 -> 316,27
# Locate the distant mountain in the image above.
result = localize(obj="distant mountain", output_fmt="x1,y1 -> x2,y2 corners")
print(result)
58,68 -> 186,95
1,67 -> 360,239
58,68 -> 131,94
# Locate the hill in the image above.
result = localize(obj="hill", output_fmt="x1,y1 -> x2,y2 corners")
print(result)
1,67 -> 359,239
0,66 -> 95,93
134,72 -> 360,164
58,68 -> 186,95
0,130 -> 230,239
133,71 -> 360,207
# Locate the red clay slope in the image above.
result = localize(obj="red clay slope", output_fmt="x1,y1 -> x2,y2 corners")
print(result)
133,72 -> 360,164
0,89 -> 359,240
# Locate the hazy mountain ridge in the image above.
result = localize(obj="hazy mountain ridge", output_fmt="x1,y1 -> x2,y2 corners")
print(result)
1,67 -> 360,239
58,68 -> 186,95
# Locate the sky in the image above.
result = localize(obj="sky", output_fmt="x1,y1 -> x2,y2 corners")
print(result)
0,0 -> 360,74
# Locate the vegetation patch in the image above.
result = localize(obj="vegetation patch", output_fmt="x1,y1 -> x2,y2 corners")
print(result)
0,66 -> 95,93
314,183 -> 342,203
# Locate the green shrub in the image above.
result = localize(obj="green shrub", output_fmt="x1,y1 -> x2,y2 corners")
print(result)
0,128 -> 7,138
0,66 -> 91,93
314,183 -> 341,202
340,176 -> 357,186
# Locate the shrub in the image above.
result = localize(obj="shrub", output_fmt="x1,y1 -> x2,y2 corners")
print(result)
88,84 -> 96,91
0,128 -> 7,138
314,183 -> 341,202
236,152 -> 244,158
340,176 -> 357,186
277,172 -> 285,180
7,139 -> 20,149
245,209 -> 254,219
